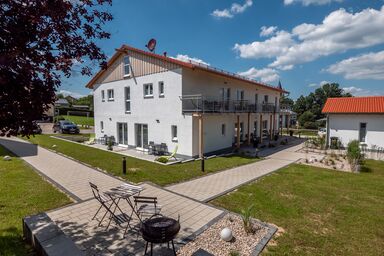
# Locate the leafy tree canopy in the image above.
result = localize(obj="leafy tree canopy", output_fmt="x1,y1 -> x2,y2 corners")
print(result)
0,0 -> 112,136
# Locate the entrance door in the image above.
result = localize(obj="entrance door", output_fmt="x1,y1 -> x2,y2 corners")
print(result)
117,123 -> 128,146
135,124 -> 148,149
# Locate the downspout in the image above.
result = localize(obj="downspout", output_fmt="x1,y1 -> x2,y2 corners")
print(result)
326,114 -> 330,149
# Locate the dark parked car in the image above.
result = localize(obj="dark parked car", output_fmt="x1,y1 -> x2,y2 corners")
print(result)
53,120 -> 79,134
32,122 -> 42,134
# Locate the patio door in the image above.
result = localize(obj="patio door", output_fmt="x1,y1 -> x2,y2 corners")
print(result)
117,123 -> 128,146
135,124 -> 148,150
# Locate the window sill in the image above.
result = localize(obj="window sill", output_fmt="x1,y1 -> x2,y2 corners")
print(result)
144,95 -> 154,99
159,94 -> 165,98
125,111 -> 131,114
172,138 -> 178,143
107,99 -> 114,101
123,74 -> 131,78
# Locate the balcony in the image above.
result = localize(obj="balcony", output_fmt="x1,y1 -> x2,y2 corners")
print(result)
180,95 -> 279,114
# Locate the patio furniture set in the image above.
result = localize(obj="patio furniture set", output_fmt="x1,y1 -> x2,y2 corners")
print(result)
89,182 -> 180,255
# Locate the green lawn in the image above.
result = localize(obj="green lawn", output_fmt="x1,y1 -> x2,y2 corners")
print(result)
57,115 -> 94,127
213,161 -> 384,255
25,135 -> 259,186
0,146 -> 71,256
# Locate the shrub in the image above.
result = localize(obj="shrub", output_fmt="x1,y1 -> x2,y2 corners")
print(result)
107,139 -> 113,151
156,156 -> 168,163
240,204 -> 254,234
347,140 -> 363,171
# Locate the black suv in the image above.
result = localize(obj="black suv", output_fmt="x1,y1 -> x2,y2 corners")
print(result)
53,120 -> 79,134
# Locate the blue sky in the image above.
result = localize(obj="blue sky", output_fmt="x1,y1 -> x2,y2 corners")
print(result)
61,0 -> 384,99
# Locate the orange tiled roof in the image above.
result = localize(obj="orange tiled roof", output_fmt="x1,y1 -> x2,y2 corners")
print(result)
322,96 -> 384,114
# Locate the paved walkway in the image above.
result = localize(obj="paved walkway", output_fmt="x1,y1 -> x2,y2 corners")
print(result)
0,137 -> 223,255
167,143 -> 308,202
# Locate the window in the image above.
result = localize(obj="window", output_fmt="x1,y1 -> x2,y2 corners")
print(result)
264,95 -> 269,103
359,123 -> 367,142
101,90 -> 105,102
100,121 -> 104,133
237,90 -> 244,101
221,124 -> 226,136
125,87 -> 131,113
255,94 -> 258,104
158,81 -> 164,97
263,120 -> 268,129
143,83 -> 153,98
171,125 -> 178,142
254,121 -> 258,135
123,56 -> 131,77
107,89 -> 114,101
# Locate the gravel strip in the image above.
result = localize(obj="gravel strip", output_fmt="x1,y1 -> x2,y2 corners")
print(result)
178,214 -> 269,256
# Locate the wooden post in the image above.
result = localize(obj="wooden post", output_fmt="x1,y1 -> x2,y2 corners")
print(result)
247,112 -> 251,145
270,114 -> 273,140
287,114 -> 290,134
236,115 -> 240,149
273,113 -> 276,138
259,114 -> 263,143
198,114 -> 204,158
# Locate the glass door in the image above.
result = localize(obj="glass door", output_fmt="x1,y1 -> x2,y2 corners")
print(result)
135,124 -> 148,150
117,123 -> 128,146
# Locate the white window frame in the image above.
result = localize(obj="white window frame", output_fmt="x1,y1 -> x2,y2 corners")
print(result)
221,124 -> 226,136
101,90 -> 105,102
125,86 -> 131,113
123,56 -> 131,77
100,121 -> 104,133
107,89 -> 114,101
143,83 -> 153,98
171,125 -> 178,142
158,81 -> 164,97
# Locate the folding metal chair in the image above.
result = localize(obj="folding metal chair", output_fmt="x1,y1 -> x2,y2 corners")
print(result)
131,196 -> 162,222
89,182 -> 115,227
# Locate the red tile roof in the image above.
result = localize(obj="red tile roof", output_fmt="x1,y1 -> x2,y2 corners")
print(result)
86,45 -> 288,93
322,96 -> 384,114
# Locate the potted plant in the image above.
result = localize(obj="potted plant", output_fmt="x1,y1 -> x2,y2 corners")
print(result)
107,138 -> 113,151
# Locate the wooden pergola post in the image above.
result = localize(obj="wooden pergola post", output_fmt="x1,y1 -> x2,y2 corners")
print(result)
270,114 -> 273,140
247,112 -> 251,145
259,114 -> 263,143
198,114 -> 204,158
236,115 -> 240,149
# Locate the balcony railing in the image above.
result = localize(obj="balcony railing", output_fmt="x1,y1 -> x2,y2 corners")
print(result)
180,95 -> 279,114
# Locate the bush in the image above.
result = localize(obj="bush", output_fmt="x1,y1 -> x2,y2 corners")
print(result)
303,121 -> 318,129
347,140 -> 363,171
298,111 -> 315,127
156,156 -> 168,163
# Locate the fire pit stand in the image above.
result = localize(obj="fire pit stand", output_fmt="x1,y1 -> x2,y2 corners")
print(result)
141,215 -> 180,256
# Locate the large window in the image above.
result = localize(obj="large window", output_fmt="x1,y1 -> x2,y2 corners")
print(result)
264,95 -> 269,103
158,81 -> 164,97
100,121 -> 104,133
171,125 -> 178,142
359,123 -> 367,142
101,90 -> 105,102
125,87 -> 131,113
237,90 -> 244,100
123,56 -> 131,77
255,94 -> 258,104
107,89 -> 114,101
143,83 -> 153,98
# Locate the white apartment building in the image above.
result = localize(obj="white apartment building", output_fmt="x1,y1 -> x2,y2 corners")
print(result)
86,45 -> 288,158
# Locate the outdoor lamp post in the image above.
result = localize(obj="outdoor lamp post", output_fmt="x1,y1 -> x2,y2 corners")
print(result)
122,157 -> 126,175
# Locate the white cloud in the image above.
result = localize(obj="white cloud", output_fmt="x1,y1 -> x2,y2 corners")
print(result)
172,54 -> 210,66
308,80 -> 329,87
342,86 -> 376,96
59,89 -> 85,99
238,67 -> 279,83
260,26 -> 278,37
233,6 -> 384,70
284,0 -> 343,6
211,0 -> 253,19
326,51 -> 384,80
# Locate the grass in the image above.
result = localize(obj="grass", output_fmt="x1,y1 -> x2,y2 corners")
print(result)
0,146 -> 71,256
24,135 -> 259,186
57,115 -> 94,127
213,161 -> 384,255
282,128 -> 317,137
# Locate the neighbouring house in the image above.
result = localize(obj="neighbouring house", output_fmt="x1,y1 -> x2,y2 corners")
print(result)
322,96 -> 384,149
86,45 -> 289,158
280,106 -> 297,128
55,98 -> 70,108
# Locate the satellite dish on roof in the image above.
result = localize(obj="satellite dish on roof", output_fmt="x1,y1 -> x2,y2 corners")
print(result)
145,38 -> 157,52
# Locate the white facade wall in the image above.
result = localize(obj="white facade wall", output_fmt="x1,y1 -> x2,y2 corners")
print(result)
328,114 -> 384,148
93,68 -> 194,156
182,68 -> 281,156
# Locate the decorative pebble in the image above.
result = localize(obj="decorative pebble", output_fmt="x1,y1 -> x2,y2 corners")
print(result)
3,155 -> 11,161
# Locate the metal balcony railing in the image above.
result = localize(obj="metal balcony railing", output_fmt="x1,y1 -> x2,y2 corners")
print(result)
180,95 -> 279,114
